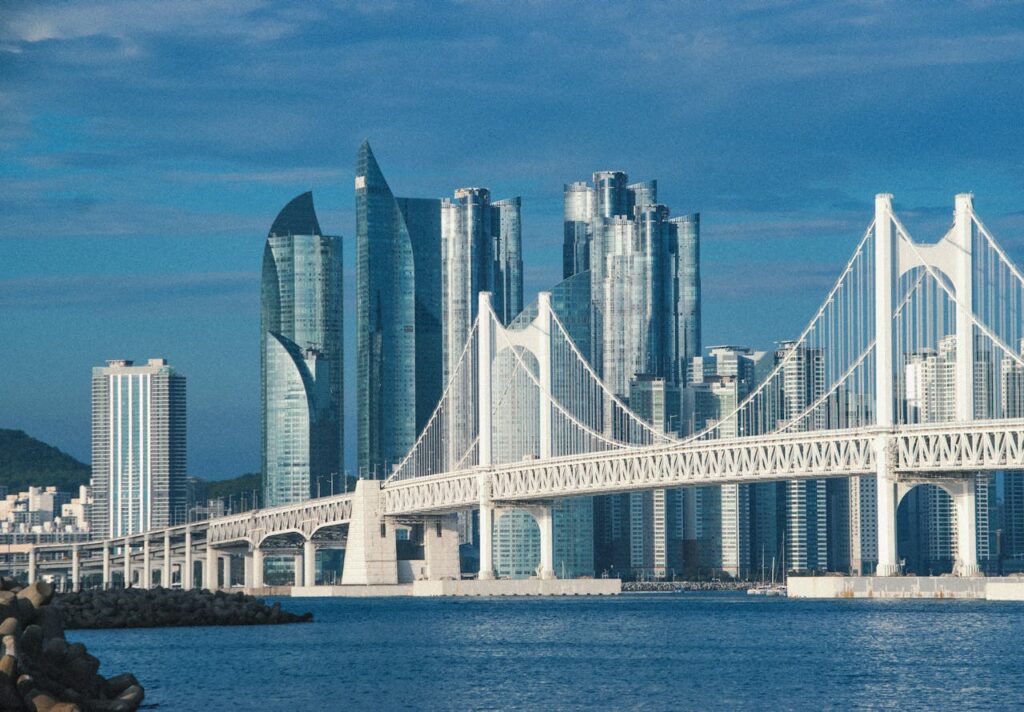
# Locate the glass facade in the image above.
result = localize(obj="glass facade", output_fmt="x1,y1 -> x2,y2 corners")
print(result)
441,188 -> 523,383
261,192 -> 343,507
563,182 -> 594,279
562,170 -> 701,577
90,359 -> 186,538
356,142 -> 442,478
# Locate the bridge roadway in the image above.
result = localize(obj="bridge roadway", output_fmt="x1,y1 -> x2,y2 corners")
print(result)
382,419 -> 1024,514
19,418 -> 1024,590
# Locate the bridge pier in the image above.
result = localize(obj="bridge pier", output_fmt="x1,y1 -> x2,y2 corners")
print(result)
422,515 -> 461,580
521,504 -> 556,579
949,477 -> 980,577
243,550 -> 252,588
303,539 -> 316,588
183,528 -> 193,590
340,480 -> 397,585
123,539 -> 131,588
478,503 -> 494,580
163,531 -> 171,587
205,538 -> 217,590
71,545 -> 80,592
250,546 -> 264,589
875,436 -> 900,576
102,544 -> 111,589
143,534 -> 152,589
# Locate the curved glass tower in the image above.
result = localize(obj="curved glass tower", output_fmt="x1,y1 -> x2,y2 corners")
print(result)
261,192 -> 343,507
356,141 -> 442,478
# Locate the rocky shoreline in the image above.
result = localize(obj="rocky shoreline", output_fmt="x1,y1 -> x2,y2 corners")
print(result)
621,580 -> 750,592
55,587 -> 314,630
0,577 -> 144,711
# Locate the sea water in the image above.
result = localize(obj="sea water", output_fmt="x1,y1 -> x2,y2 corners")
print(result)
72,593 -> 1022,710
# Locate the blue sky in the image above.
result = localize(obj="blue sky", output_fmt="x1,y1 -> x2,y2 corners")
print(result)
2,0 -> 1023,478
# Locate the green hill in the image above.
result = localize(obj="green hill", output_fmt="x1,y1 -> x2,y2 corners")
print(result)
206,472 -> 261,502
202,472 -> 359,510
0,429 -> 90,493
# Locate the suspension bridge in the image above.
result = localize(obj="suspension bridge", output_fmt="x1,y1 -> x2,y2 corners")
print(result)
17,193 -> 1024,591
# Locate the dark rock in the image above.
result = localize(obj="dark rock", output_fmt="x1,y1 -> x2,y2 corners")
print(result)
102,674 -> 139,698
42,638 -> 69,665
16,598 -> 37,624
36,608 -> 64,642
20,626 -> 43,656
53,587 -> 313,631
17,583 -> 54,610
0,655 -> 24,710
0,586 -> 140,711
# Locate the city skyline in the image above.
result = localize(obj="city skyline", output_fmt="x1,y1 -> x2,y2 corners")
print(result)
5,4 -> 1024,708
4,2 -> 1024,478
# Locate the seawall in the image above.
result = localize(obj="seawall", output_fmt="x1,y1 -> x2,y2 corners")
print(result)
289,578 -> 621,597
788,576 -> 1024,600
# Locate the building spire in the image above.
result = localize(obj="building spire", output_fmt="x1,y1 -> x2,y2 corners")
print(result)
269,191 -> 321,237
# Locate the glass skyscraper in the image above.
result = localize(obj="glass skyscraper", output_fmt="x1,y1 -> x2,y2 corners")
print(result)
441,188 -> 523,383
440,186 -> 523,544
90,358 -> 186,538
356,141 -> 442,479
561,172 -> 701,577
261,192 -> 343,507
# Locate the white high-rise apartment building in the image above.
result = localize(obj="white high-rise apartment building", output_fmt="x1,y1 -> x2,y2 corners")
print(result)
89,359 -> 186,538
684,346 -> 768,578
1001,340 -> 1024,562
628,376 -> 682,578
441,187 -> 523,545
903,335 -> 994,571
562,172 -> 701,577
776,341 -> 828,573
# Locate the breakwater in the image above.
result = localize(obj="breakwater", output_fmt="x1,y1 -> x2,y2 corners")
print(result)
55,588 -> 314,629
621,580 -> 750,593
0,577 -> 144,711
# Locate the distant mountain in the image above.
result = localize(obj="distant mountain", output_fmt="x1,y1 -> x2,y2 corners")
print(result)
201,471 -> 359,510
206,472 -> 261,502
0,429 -> 90,493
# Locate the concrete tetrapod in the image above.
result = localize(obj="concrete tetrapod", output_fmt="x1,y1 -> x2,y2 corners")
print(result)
53,588 -> 313,629
0,576 -> 144,711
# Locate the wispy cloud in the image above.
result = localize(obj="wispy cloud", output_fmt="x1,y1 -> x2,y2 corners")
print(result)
1,1 -> 290,44
0,271 -> 258,308
162,166 -> 344,185
3,0 -> 1024,472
